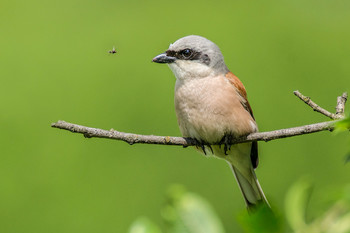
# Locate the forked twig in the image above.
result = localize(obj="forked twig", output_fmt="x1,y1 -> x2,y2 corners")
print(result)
294,91 -> 334,119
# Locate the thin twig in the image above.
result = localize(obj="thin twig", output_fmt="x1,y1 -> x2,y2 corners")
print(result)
51,120 -> 340,147
335,92 -> 348,118
293,90 -> 337,119
51,91 -> 348,146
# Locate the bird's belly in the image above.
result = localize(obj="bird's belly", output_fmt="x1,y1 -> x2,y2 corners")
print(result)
174,76 -> 256,144
176,104 -> 227,143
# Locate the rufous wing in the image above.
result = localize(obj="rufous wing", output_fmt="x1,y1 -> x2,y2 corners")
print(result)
225,71 -> 259,169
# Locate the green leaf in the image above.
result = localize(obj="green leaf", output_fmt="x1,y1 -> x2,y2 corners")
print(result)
331,211 -> 350,233
335,116 -> 350,132
129,217 -> 162,233
319,201 -> 350,233
162,185 -> 225,233
334,115 -> 350,163
285,179 -> 313,231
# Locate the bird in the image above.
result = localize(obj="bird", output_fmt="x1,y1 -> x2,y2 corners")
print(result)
152,35 -> 269,210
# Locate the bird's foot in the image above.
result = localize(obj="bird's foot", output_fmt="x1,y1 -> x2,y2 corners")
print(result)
220,134 -> 234,155
194,139 -> 212,155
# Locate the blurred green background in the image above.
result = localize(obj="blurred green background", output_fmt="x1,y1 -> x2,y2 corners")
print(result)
1,0 -> 349,232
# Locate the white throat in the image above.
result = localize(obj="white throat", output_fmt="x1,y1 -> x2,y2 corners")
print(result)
168,60 -> 216,80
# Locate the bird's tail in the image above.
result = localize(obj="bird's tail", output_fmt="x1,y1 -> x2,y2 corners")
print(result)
230,163 -> 269,211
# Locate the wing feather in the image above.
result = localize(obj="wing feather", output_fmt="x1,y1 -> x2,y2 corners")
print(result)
225,72 -> 259,169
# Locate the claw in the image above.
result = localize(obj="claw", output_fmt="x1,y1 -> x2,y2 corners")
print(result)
200,144 -> 207,155
224,144 -> 228,155
221,134 -> 234,155
208,145 -> 214,154
194,139 -> 207,155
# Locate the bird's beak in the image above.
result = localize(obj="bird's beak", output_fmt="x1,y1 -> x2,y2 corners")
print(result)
152,53 -> 176,64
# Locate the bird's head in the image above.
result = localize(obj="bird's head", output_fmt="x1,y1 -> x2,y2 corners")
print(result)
153,35 -> 229,80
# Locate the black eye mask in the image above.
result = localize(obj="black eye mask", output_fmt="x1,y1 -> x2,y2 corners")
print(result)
166,49 -> 211,65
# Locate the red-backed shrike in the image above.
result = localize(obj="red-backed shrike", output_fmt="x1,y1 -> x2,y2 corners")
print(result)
152,35 -> 269,210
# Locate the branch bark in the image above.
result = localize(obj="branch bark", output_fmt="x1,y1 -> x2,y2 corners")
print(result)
336,92 -> 348,118
51,91 -> 348,147
51,120 -> 340,146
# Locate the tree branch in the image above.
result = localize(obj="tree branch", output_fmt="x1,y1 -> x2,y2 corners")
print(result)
335,92 -> 348,118
51,91 -> 348,147
51,120 -> 340,146
293,90 -> 337,119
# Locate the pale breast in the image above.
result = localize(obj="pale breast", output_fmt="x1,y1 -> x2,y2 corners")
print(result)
174,75 -> 256,144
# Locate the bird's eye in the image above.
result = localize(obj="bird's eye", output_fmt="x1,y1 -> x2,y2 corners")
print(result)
181,49 -> 193,58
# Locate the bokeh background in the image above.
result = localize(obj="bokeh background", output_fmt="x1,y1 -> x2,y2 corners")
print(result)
1,0 -> 349,232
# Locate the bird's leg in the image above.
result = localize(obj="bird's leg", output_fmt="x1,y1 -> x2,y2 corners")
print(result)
194,139 -> 208,155
220,134 -> 234,155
